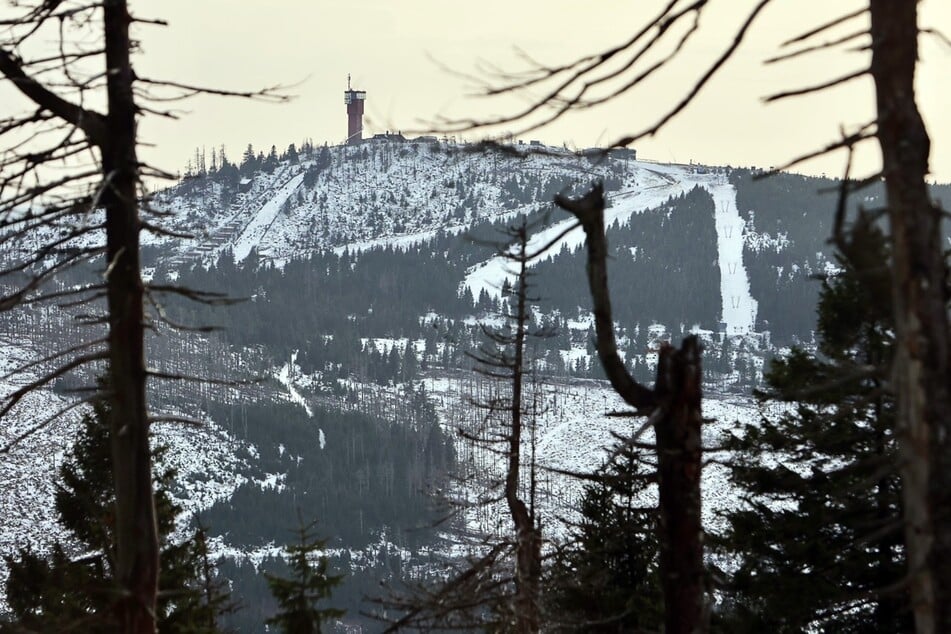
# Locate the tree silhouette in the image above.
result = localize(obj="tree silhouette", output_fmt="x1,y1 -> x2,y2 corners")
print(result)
265,518 -> 344,634
556,184 -> 706,634
3,392 -> 234,632
545,438 -> 662,632
0,3 -> 284,630
376,218 -> 554,632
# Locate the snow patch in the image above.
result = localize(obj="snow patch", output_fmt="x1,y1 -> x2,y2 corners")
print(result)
276,351 -> 313,417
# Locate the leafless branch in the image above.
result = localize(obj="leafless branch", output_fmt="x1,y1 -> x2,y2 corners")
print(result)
0,336 -> 107,382
764,28 -> 868,64
0,351 -> 108,421
758,120 -> 876,176
135,77 -> 292,103
145,370 -> 261,388
0,47 -> 106,146
780,7 -> 868,47
764,69 -> 867,103
0,394 -> 101,455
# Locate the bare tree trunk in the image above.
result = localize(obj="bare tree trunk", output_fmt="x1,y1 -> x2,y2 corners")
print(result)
868,4 -> 951,633
378,221 -> 543,631
507,227 -> 541,633
654,338 -> 704,634
557,185 -> 706,634
102,1 -> 159,631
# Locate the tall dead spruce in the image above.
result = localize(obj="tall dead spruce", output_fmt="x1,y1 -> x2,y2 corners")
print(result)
556,184 -> 705,634
379,219 -> 547,632
470,222 -> 543,633
0,3 -> 282,631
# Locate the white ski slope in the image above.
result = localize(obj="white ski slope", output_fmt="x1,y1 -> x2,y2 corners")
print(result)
703,176 -> 758,334
233,172 -> 305,263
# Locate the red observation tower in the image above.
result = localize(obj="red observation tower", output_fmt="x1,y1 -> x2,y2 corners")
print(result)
344,74 -> 366,144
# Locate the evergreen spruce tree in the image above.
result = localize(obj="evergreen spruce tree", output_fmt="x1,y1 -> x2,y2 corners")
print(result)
2,395 -> 232,632
544,440 -> 662,632
240,143 -> 256,175
265,519 -> 344,634
717,219 -> 909,632
166,521 -> 240,633
315,145 -> 332,172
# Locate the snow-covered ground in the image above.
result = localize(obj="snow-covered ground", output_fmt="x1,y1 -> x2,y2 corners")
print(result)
462,162 -> 698,301
462,161 -> 758,339
421,372 -> 757,540
276,351 -> 314,417
0,143 -> 787,603
151,143 -> 767,348
0,335 -> 248,600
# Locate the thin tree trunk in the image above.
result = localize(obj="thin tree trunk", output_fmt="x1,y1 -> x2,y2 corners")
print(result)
507,225 -> 541,634
868,3 -> 951,633
102,1 -> 160,630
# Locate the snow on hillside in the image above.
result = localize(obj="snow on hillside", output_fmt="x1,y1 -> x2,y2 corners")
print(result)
154,141 -> 764,343
0,339 -> 79,561
461,162 -> 758,338
233,171 -> 306,262
155,142 -> 640,265
148,143 -> 769,544
0,335 -> 248,597
1,142 -> 792,587
421,372 -> 759,539
266,348 -> 762,544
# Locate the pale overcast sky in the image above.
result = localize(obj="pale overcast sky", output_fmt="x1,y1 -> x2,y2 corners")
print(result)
132,1 -> 950,181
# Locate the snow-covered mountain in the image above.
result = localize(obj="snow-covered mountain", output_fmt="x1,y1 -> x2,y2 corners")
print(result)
153,141 -> 766,332
2,137 -> 888,629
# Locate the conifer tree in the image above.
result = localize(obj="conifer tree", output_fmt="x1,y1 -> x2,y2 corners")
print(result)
265,519 -> 344,634
166,522 -> 240,634
718,218 -> 909,632
3,396 -> 232,632
315,145 -> 332,172
545,440 -> 662,632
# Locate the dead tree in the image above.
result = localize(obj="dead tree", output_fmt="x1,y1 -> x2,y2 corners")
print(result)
0,4 -> 158,628
470,221 -> 543,633
556,184 -> 705,634
867,5 -> 951,632
0,3 -> 282,631
378,219 -> 550,632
